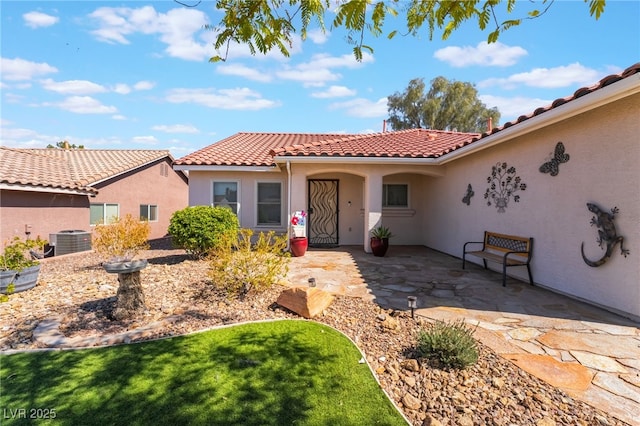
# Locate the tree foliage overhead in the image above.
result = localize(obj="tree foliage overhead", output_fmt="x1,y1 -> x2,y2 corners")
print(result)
204,0 -> 606,61
386,77 -> 501,133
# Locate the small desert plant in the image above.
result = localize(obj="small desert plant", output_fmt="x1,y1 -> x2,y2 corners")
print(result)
417,319 -> 479,369
370,226 -> 393,239
1,236 -> 46,271
168,206 -> 239,258
92,214 -> 150,262
209,229 -> 290,297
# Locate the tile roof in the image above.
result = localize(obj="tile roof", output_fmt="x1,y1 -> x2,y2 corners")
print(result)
173,132 -> 349,167
270,128 -> 479,159
176,62 -> 640,169
0,147 -> 172,195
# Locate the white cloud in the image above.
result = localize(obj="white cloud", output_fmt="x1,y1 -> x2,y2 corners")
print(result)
307,28 -> 328,44
277,52 -> 374,87
217,64 -> 272,82
89,6 -> 211,61
1,57 -> 58,81
434,41 -> 527,67
132,135 -> 158,145
166,88 -> 279,110
112,115 -> 127,120
112,83 -> 131,94
479,63 -> 602,89
479,94 -> 551,123
23,11 -> 59,28
134,80 -> 155,90
46,96 -> 118,114
40,78 -> 107,95
329,97 -> 388,118
311,85 -> 356,98
152,124 -> 199,134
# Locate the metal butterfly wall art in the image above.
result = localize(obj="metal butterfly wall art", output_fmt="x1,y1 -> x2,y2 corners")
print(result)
539,142 -> 570,176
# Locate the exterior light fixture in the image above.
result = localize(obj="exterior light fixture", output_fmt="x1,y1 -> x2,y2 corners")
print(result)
308,278 -> 316,287
407,296 -> 417,318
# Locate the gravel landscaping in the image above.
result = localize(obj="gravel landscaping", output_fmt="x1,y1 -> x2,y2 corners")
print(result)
1,244 -> 628,426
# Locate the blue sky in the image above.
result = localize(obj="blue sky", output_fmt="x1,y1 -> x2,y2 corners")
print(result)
1,1 -> 638,159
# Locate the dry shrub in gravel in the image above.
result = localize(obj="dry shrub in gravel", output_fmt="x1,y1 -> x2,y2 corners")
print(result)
417,319 -> 479,369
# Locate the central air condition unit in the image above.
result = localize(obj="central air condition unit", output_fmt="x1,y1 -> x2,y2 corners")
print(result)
49,230 -> 92,256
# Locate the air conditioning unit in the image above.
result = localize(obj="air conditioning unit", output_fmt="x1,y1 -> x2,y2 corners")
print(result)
49,230 -> 92,256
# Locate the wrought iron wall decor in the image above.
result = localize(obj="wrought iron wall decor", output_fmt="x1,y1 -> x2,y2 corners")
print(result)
581,203 -> 630,267
484,162 -> 526,213
462,184 -> 474,205
539,141 -> 570,176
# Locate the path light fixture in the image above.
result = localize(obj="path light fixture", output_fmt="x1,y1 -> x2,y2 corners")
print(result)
407,296 -> 417,319
308,278 -> 316,287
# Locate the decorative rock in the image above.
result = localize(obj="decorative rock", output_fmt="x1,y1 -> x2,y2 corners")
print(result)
504,353 -> 593,392
401,359 -> 420,372
276,286 -> 334,318
402,392 -> 422,410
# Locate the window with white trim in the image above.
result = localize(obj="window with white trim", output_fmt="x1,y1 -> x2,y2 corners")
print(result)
90,203 -> 119,225
383,184 -> 408,208
140,204 -> 158,222
213,181 -> 238,214
256,182 -> 282,226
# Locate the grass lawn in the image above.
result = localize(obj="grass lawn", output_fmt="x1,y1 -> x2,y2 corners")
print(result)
1,320 -> 406,425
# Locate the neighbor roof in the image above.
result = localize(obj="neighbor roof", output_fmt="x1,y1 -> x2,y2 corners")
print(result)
0,148 -> 173,195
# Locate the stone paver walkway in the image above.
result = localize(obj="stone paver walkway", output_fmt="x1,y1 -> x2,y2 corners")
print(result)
286,245 -> 640,426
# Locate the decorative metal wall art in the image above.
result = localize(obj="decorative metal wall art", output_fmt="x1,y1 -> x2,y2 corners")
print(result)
462,184 -> 474,205
539,142 -> 570,176
581,203 -> 630,267
484,162 -> 526,213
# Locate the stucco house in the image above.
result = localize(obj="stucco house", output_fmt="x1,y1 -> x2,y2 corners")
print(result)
0,148 -> 188,253
174,63 -> 639,321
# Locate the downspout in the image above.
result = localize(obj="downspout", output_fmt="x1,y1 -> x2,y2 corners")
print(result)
286,160 -> 291,250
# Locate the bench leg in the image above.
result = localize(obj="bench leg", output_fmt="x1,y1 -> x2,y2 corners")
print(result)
462,253 -> 466,269
527,265 -> 534,286
482,259 -> 488,270
502,264 -> 507,287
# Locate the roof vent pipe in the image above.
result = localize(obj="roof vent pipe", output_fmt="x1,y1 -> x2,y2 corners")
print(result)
487,117 -> 493,132
382,120 -> 386,133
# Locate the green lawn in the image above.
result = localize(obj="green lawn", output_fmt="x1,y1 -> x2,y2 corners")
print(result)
1,320 -> 406,425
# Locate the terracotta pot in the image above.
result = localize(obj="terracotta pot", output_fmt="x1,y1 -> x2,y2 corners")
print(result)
290,237 -> 308,257
370,237 -> 389,257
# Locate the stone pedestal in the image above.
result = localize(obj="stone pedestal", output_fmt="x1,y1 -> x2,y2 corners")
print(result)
276,287 -> 334,318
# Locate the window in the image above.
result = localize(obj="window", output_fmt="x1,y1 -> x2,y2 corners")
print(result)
383,184 -> 408,208
257,182 -> 282,226
213,181 -> 238,214
90,203 -> 119,225
140,204 -> 158,222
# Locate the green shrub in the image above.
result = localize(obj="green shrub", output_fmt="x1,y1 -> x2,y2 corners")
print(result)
168,206 -> 239,258
209,229 -> 289,297
417,319 -> 479,369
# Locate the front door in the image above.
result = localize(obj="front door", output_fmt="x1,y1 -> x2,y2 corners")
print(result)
307,179 -> 339,247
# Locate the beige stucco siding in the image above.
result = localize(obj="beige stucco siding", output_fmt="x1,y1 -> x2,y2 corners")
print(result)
424,94 -> 640,319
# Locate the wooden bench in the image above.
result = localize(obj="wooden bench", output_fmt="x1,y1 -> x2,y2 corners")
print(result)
463,231 -> 533,287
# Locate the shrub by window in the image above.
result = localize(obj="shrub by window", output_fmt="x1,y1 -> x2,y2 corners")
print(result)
383,184 -> 408,207
257,182 -> 282,226
90,203 -> 119,225
140,204 -> 158,222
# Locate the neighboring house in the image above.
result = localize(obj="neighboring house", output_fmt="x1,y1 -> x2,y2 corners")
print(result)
1,148 -> 188,250
174,63 -> 640,321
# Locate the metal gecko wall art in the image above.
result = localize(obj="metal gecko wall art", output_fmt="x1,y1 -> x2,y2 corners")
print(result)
483,162 -> 527,213
462,184 -> 474,205
539,141 -> 570,176
581,203 -> 630,267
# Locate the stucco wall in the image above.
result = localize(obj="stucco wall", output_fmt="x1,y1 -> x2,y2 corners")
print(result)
423,94 -> 640,320
0,191 -> 89,243
92,158 -> 188,239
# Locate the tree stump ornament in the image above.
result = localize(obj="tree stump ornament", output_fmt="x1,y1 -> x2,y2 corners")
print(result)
113,270 -> 146,320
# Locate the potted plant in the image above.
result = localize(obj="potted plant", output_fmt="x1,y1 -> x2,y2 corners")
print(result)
370,226 -> 393,257
1,236 -> 46,295
290,210 -> 308,257
93,214 -> 151,273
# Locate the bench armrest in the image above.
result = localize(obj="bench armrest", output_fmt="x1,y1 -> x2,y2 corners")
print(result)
463,241 -> 484,252
503,250 -> 531,262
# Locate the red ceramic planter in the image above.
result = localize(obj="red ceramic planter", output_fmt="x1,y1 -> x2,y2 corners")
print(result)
370,237 -> 389,257
290,237 -> 308,257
